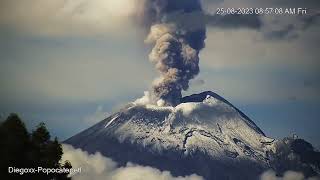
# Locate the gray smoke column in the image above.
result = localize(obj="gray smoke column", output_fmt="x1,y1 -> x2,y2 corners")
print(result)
141,0 -> 206,106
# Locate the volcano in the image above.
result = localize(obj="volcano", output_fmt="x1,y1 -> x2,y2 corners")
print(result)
65,91 -> 319,180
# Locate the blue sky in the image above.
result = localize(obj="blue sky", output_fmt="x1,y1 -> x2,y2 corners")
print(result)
0,0 -> 319,148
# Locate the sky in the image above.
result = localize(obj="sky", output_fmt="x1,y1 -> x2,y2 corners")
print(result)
0,0 -> 319,148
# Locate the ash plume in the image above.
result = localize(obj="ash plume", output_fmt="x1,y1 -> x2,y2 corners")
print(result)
141,0 -> 206,106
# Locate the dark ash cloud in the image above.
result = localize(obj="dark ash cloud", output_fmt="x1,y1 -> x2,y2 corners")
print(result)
140,0 -> 206,106
137,1 -> 265,106
206,14 -> 262,29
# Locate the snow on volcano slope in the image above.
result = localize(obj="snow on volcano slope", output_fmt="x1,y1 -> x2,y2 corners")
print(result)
65,91 -> 275,180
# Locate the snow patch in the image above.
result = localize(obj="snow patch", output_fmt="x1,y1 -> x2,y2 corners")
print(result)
175,103 -> 201,116
105,114 -> 119,128
203,95 -> 219,105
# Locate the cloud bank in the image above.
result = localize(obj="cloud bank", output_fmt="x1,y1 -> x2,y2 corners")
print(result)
260,170 -> 319,180
139,0 -> 206,106
62,144 -> 203,180
0,0 -> 140,36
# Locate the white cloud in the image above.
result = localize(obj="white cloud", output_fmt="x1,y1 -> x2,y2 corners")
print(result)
62,144 -> 204,180
260,170 -> 319,180
0,0 -> 141,37
134,91 -> 153,105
